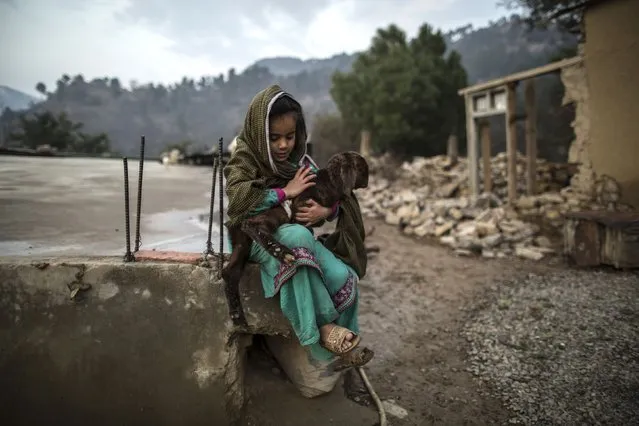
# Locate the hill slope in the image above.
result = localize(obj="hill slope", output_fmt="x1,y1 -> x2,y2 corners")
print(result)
0,86 -> 39,111
0,15 -> 577,157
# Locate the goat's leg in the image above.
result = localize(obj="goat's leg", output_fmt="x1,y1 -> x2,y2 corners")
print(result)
221,229 -> 249,284
221,229 -> 250,327
241,219 -> 296,265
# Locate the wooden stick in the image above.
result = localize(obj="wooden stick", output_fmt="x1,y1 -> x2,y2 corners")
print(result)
465,94 -> 479,197
525,79 -> 537,195
505,82 -> 518,204
480,120 -> 492,193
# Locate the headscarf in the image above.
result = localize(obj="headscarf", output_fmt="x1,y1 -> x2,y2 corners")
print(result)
224,84 -> 309,226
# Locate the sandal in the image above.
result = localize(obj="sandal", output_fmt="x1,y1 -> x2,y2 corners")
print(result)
321,325 -> 361,355
330,346 -> 375,372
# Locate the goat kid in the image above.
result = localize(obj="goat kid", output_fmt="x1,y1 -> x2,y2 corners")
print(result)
221,151 -> 369,326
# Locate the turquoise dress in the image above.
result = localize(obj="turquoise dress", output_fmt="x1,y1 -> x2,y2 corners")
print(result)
233,163 -> 360,361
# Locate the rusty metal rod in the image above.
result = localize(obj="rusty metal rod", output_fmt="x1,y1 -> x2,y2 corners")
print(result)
206,156 -> 218,254
122,157 -> 134,262
218,137 -> 224,275
134,135 -> 145,252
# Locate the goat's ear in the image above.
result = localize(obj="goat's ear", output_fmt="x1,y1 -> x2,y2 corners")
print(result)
328,152 -> 368,194
354,155 -> 369,189
340,163 -> 357,194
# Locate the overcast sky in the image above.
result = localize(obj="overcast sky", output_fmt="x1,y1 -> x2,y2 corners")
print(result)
1,0 -> 507,95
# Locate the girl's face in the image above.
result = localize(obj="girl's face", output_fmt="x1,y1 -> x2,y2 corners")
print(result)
269,112 -> 296,162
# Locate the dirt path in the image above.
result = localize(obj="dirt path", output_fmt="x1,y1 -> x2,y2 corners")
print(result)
352,218 -> 556,425
245,218 -> 557,425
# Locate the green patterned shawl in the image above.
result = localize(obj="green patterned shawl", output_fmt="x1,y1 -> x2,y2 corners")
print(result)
224,85 -> 306,225
224,84 -> 367,278
322,193 -> 368,278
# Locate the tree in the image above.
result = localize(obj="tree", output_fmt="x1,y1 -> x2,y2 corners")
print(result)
310,113 -> 359,166
75,131 -> 110,154
35,82 -> 46,95
8,111 -> 111,154
109,78 -> 122,96
331,23 -> 468,158
499,1 -> 589,35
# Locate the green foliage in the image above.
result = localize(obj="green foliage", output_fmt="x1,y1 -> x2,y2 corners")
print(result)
1,16 -> 578,161
549,45 -> 579,62
4,60 -> 355,157
310,113 -> 359,166
499,0 -> 588,35
35,82 -> 46,95
331,24 -> 468,158
445,15 -> 576,84
8,111 -> 111,154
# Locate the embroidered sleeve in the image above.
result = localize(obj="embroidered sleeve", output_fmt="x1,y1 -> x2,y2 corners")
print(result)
302,158 -> 319,174
273,188 -> 287,203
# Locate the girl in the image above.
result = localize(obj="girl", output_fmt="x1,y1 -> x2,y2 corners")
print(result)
224,84 -> 372,367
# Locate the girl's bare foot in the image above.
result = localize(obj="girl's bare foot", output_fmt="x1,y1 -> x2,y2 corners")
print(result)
320,323 -> 355,352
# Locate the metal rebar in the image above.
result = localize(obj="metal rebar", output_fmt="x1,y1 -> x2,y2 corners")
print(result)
205,156 -> 218,255
134,135 -> 146,252
218,137 -> 224,275
122,157 -> 134,262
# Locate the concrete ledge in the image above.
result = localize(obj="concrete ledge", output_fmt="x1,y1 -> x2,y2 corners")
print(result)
0,254 -> 291,425
135,250 -> 203,264
133,250 -> 291,336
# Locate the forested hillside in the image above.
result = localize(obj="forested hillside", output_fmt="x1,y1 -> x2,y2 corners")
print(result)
0,14 -> 577,158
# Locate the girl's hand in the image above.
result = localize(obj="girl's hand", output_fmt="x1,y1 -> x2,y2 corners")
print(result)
283,166 -> 316,199
295,199 -> 332,225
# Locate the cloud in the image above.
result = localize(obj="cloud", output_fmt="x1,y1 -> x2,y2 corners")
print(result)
0,0 -> 505,95
117,0 -> 506,59
0,0 -> 231,94
119,0 -> 332,34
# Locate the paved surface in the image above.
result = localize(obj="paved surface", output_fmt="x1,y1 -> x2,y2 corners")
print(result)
0,156 -> 228,256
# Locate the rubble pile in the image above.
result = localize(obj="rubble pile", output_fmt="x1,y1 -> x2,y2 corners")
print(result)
367,152 -> 575,199
357,153 -> 633,261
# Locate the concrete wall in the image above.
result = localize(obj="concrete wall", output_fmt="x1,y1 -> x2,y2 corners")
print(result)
583,0 -> 639,207
0,255 -> 290,426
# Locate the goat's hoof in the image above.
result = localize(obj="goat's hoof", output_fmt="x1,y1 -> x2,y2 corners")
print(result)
283,253 -> 295,264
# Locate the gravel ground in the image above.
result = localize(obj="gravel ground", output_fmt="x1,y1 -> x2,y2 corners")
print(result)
462,269 -> 639,425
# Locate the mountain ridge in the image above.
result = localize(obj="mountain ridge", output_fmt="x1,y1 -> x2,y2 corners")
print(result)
0,15 -> 577,158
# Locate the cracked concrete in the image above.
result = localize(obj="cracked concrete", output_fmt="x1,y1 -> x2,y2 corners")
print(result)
0,255 -> 291,425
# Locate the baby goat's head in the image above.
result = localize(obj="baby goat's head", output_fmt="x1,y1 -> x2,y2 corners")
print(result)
326,151 -> 369,195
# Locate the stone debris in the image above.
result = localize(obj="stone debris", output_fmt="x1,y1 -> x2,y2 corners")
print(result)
381,399 -> 409,419
357,153 -> 634,261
